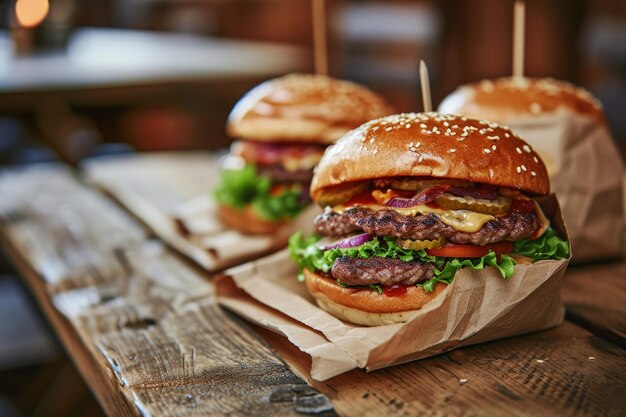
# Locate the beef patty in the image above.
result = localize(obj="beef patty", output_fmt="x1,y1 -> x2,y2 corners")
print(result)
331,256 -> 435,286
257,164 -> 313,183
315,207 -> 539,246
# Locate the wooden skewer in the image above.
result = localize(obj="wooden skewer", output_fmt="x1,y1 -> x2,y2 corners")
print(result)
312,0 -> 328,75
512,1 -> 526,80
419,60 -> 432,112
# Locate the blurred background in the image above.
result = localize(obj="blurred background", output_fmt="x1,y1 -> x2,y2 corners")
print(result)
0,0 -> 624,416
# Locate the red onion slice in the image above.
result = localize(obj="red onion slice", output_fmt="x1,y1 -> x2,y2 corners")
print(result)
385,186 -> 448,208
318,233 -> 373,250
447,186 -> 498,200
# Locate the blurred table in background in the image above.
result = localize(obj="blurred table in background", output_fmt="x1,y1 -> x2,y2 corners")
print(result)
0,28 -> 308,160
0,28 -> 307,100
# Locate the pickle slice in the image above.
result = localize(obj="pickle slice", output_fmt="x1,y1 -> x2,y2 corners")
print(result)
316,182 -> 370,207
397,238 -> 445,250
389,178 -> 473,191
435,193 -> 511,215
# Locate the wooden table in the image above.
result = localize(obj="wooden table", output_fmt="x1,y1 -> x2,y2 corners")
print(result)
0,155 -> 624,417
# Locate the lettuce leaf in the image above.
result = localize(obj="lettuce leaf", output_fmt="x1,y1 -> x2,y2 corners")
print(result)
514,227 -> 570,261
214,165 -> 306,222
288,228 -> 567,292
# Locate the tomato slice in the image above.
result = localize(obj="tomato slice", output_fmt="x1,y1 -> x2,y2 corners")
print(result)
426,242 -> 514,258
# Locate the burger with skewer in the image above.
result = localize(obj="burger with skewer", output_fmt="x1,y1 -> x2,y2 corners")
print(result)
289,112 -> 569,326
214,74 -> 394,235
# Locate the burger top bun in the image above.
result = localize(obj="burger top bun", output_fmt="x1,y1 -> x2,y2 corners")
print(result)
311,112 -> 550,198
438,77 -> 605,124
227,73 -> 395,145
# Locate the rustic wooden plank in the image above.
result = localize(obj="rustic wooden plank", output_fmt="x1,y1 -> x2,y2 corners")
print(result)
256,320 -> 625,417
0,166 -> 332,417
0,232 -> 140,417
562,261 -> 626,347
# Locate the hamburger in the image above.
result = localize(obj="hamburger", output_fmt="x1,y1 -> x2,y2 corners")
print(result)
438,77 -> 623,261
438,77 -> 604,127
214,73 -> 394,234
289,112 -> 569,326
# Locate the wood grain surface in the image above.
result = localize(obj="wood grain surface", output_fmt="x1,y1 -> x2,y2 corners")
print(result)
0,166 -> 332,417
562,261 -> 626,347
1,160 -> 625,417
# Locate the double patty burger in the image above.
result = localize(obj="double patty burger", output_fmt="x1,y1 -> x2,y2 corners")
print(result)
289,112 -> 569,326
439,77 -> 623,262
214,74 -> 394,235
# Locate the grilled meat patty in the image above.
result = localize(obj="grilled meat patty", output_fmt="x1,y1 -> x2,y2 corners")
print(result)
315,207 -> 539,246
331,256 -> 435,286
257,164 -> 313,183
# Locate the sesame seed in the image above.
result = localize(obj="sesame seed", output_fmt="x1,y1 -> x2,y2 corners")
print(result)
420,123 -> 427,128
487,135 -> 500,140
483,148 -> 491,154
589,357 -> 595,360
443,121 -> 450,127
531,171 -> 536,176
415,142 -> 421,148
418,155 -> 424,163
523,145 -> 531,153
536,359 -> 544,364
530,102 -> 542,114
517,166 -> 522,173
492,145 -> 497,150
533,156 -> 539,163
372,126 -> 379,131
521,164 -> 527,171
373,149 -> 379,155
459,378 -> 469,385
369,138 -> 375,143
408,142 -> 414,147
406,124 -> 411,128
385,127 -> 392,131
450,132 -> 457,136
505,133 -> 510,138
516,147 -> 523,154
449,149 -> 456,153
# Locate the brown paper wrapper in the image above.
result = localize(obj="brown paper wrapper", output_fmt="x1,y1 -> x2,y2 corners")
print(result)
215,195 -> 570,381
505,111 -> 624,262
85,153 -> 320,271
171,195 -> 320,270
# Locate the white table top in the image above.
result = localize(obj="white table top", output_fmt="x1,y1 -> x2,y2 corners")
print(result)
0,28 -> 308,93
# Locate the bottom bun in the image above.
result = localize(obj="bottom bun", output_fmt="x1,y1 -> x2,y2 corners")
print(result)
217,204 -> 285,235
304,269 -> 447,326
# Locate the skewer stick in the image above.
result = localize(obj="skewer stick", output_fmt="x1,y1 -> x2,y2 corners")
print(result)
312,0 -> 328,75
512,1 -> 526,80
419,60 -> 432,112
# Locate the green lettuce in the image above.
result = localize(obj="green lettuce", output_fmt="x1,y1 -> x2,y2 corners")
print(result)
214,165 -> 306,222
288,228 -> 568,292
514,227 -> 570,261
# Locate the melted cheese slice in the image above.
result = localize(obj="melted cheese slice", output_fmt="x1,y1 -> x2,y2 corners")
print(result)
333,203 -> 495,233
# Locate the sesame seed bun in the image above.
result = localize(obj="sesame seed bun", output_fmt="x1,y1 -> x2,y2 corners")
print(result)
216,204 -> 285,235
304,269 -> 447,326
311,112 -> 550,200
438,77 -> 605,124
226,73 -> 395,145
